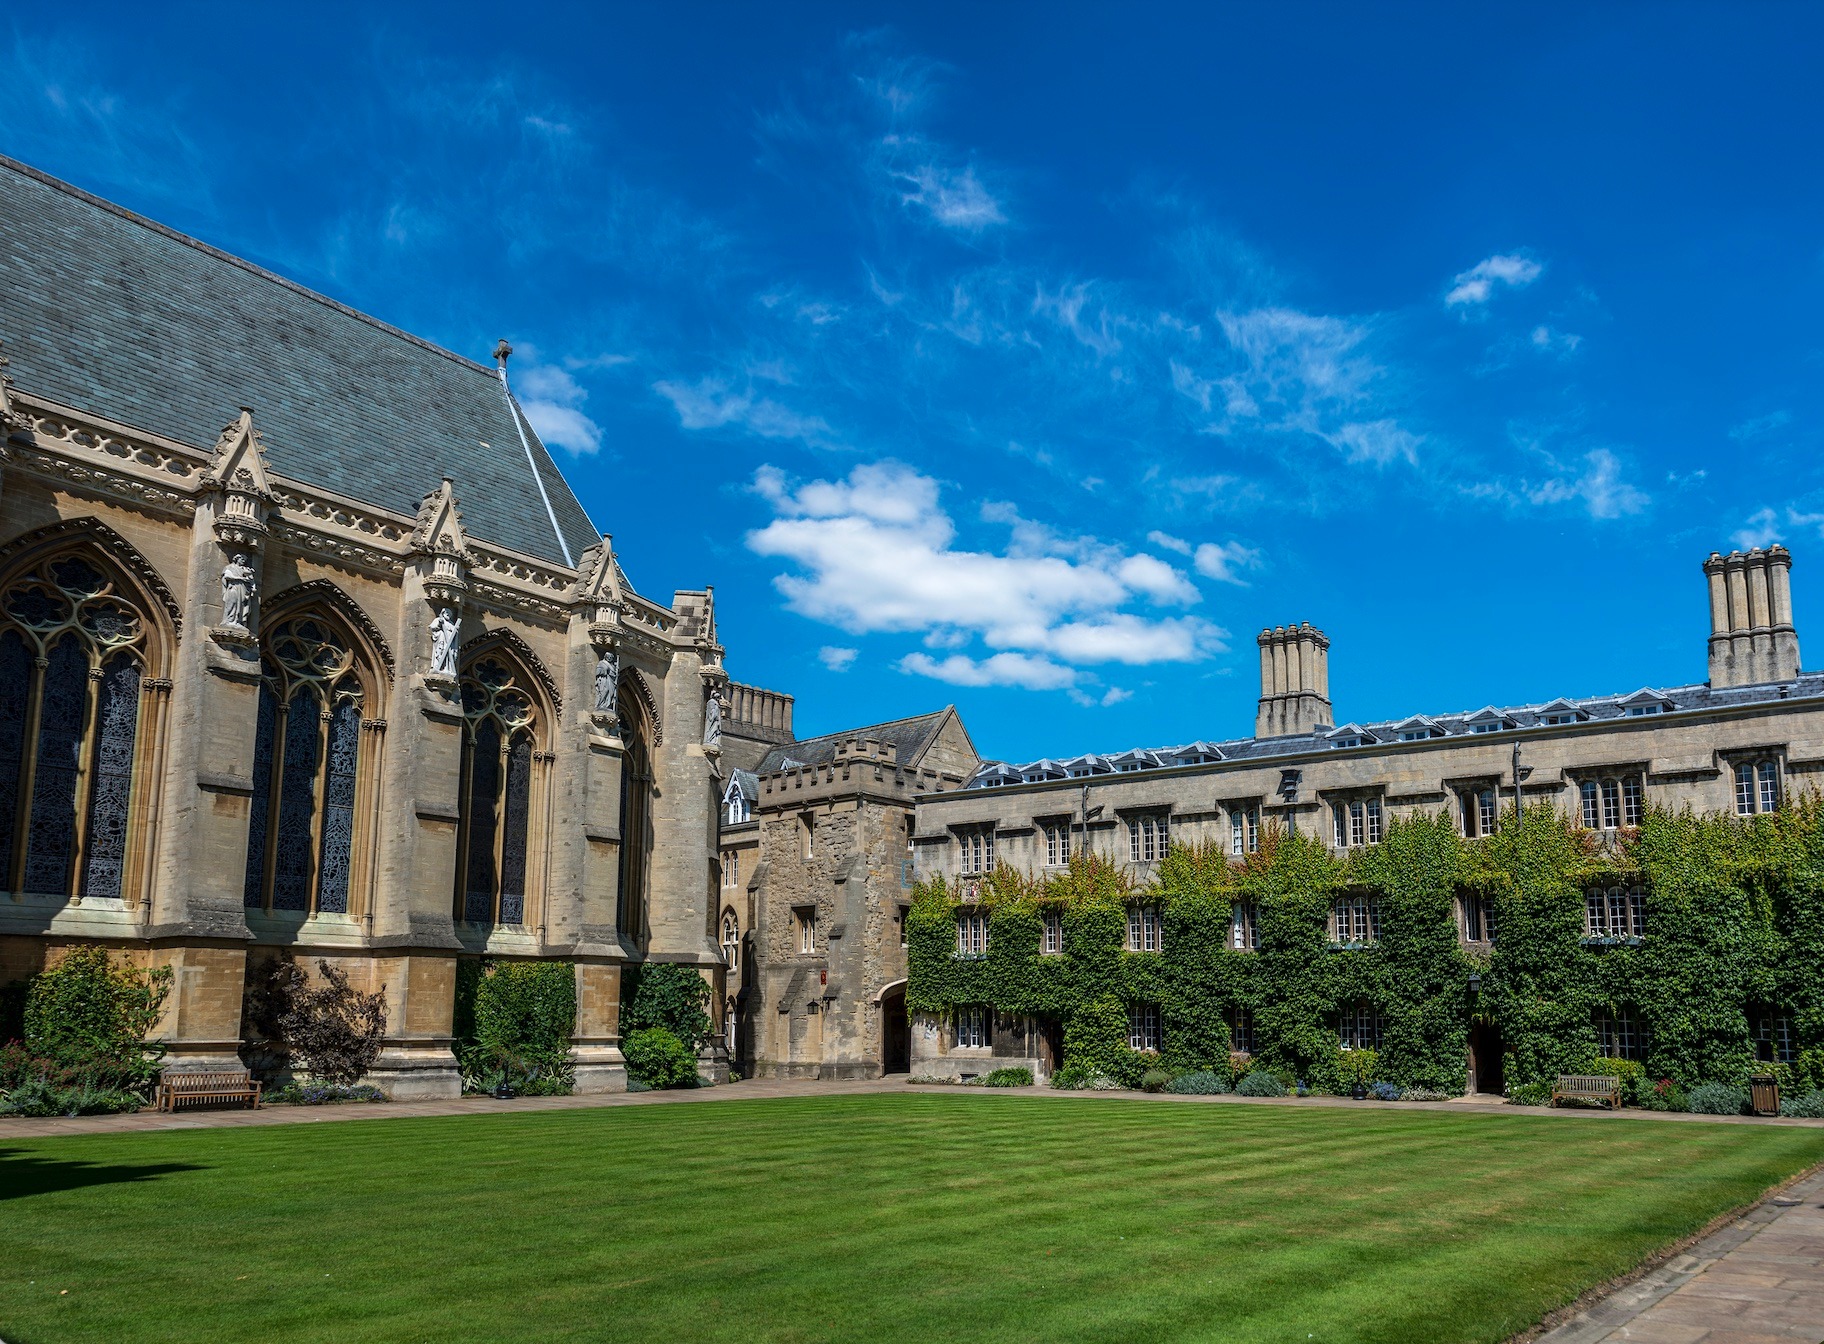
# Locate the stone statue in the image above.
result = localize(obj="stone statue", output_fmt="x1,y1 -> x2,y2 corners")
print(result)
703,685 -> 723,751
594,647 -> 619,714
221,553 -> 255,630
430,606 -> 459,676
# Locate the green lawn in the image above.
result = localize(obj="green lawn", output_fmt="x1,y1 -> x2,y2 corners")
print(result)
3,1095 -> 1821,1344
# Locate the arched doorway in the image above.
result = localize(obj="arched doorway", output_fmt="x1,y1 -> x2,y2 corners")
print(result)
880,982 -> 909,1074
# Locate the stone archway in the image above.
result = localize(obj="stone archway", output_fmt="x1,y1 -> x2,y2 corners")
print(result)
880,982 -> 910,1074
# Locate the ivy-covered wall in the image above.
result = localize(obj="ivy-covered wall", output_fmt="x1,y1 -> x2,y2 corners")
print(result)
906,804 -> 1824,1094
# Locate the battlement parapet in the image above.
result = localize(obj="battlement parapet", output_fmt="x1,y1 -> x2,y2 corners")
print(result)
757,756 -> 964,807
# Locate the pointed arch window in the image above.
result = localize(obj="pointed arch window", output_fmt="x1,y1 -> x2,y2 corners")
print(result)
457,655 -> 542,926
0,553 -> 151,900
617,687 -> 653,945
243,618 -> 371,915
722,908 -> 740,968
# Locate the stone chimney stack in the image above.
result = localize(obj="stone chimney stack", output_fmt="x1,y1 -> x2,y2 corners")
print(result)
1255,622 -> 1333,737
1705,546 -> 1800,688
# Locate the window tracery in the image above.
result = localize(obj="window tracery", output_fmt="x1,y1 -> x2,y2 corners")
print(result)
243,617 -> 369,915
457,654 -> 541,926
0,553 -> 150,899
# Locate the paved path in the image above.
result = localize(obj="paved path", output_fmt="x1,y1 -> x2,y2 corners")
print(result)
1538,1162 -> 1824,1344
4,1074 -> 1821,1140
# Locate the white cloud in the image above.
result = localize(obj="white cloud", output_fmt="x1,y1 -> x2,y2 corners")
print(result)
1146,530 -> 1192,556
747,462 -> 1227,692
1525,449 -> 1648,519
1100,687 -> 1133,706
1529,325 -> 1582,356
818,645 -> 859,672
1733,507 -> 1783,550
1446,254 -> 1543,307
899,651 -> 1076,690
1325,420 -> 1421,466
514,359 -> 604,455
889,152 -> 1006,231
654,377 -> 840,449
1193,541 -> 1262,586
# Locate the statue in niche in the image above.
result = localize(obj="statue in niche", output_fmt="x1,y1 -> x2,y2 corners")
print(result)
594,647 -> 619,714
221,553 -> 256,630
703,685 -> 723,751
430,607 -> 459,676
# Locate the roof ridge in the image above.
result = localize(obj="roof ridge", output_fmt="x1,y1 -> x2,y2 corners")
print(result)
790,708 -> 949,744
0,154 -> 498,379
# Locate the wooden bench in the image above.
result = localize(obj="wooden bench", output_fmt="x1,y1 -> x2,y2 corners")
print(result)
1552,1074 -> 1621,1109
156,1071 -> 262,1113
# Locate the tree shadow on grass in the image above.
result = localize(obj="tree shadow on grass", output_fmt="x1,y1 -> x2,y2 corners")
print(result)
0,1147 -> 204,1201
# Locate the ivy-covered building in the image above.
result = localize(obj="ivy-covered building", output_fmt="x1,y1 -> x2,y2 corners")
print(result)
0,154 -> 759,1097
906,547 -> 1824,1096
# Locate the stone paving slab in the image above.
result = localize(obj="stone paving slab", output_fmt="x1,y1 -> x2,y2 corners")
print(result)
1536,1164 -> 1824,1344
3,1076 -> 1823,1140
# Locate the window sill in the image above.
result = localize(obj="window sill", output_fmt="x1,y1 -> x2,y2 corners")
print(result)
1580,935 -> 1644,947
1326,940 -> 1379,951
951,952 -> 987,961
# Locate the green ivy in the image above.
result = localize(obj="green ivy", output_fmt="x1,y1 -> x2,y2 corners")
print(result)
621,962 -> 713,1054
907,801 -> 1824,1095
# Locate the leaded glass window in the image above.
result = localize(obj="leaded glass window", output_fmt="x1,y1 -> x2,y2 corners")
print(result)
0,552 -> 149,899
242,617 -> 367,916
457,655 -> 541,927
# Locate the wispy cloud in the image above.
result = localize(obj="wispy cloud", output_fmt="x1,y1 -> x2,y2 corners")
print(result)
1729,410 -> 1792,442
514,357 -> 604,455
818,645 -> 859,672
1446,253 -> 1543,307
1529,325 -> 1582,356
1731,505 -> 1824,550
888,149 -> 1006,231
1193,540 -> 1262,585
1524,448 -> 1649,519
654,376 -> 841,449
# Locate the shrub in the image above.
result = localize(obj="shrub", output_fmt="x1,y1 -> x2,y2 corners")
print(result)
1050,1061 -> 1093,1089
1166,1070 -> 1230,1095
908,1073 -> 957,1085
1641,1078 -> 1689,1112
455,960 -> 576,1096
622,964 -> 713,1054
1083,1071 -> 1123,1091
266,1082 -> 387,1106
622,1027 -> 699,1089
982,1067 -> 1033,1088
1778,1088 -> 1824,1118
254,960 -> 386,1085
1140,1068 -> 1172,1093
23,947 -> 171,1095
1237,1070 -> 1286,1098
1687,1082 -> 1748,1116
1506,1081 -> 1551,1106
1369,1081 -> 1402,1101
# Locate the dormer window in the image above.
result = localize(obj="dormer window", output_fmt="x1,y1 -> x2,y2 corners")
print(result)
1542,713 -> 1579,726
1625,704 -> 1660,717
1398,729 -> 1427,742
1470,722 -> 1504,734
1332,735 -> 1362,749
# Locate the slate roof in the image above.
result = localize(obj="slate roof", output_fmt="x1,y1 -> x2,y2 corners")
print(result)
0,156 -> 598,568
964,675 -> 1824,788
756,709 -> 953,774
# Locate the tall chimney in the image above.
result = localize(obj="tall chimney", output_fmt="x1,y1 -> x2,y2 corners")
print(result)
1706,546 -> 1800,687
1255,622 -> 1333,736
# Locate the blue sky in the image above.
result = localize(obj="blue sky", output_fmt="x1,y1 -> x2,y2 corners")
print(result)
7,4 -> 1824,761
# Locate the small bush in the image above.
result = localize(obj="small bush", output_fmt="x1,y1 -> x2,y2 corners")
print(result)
1400,1088 -> 1452,1102
908,1073 -> 957,1085
455,960 -> 576,1096
1166,1070 -> 1230,1095
1369,1081 -> 1402,1101
621,964 -> 713,1053
1083,1071 -> 1123,1091
266,1082 -> 386,1106
1236,1070 -> 1286,1098
1506,1081 -> 1551,1106
255,960 -> 387,1086
24,946 -> 171,1095
622,1027 -> 699,1089
1140,1068 -> 1172,1093
1778,1088 -> 1824,1118
1686,1082 -> 1748,1116
1641,1078 -> 1688,1112
1050,1061 -> 1093,1089
982,1067 -> 1033,1088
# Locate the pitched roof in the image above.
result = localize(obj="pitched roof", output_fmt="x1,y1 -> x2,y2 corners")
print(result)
0,155 -> 598,568
756,709 -> 954,774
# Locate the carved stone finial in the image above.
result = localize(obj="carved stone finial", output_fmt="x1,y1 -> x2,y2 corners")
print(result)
202,408 -> 275,550
411,477 -> 471,608
494,340 -> 512,368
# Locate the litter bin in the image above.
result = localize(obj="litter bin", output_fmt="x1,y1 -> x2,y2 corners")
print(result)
1749,1074 -> 1780,1117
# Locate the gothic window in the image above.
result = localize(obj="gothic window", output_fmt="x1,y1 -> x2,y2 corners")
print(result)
617,686 -> 653,946
0,552 -> 151,900
456,654 -> 543,926
722,909 -> 740,968
243,618 -> 371,916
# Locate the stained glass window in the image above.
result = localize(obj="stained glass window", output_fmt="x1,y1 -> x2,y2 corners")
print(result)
241,616 -> 367,917
0,549 -> 150,901
457,654 -> 542,927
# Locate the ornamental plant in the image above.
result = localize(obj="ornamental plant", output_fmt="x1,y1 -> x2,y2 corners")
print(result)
22,946 -> 170,1096
454,959 -> 576,1095
256,960 -> 387,1085
622,963 -> 713,1053
622,1027 -> 698,1088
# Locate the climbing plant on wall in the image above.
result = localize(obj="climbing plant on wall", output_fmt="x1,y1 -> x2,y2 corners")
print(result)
906,800 -> 1824,1095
